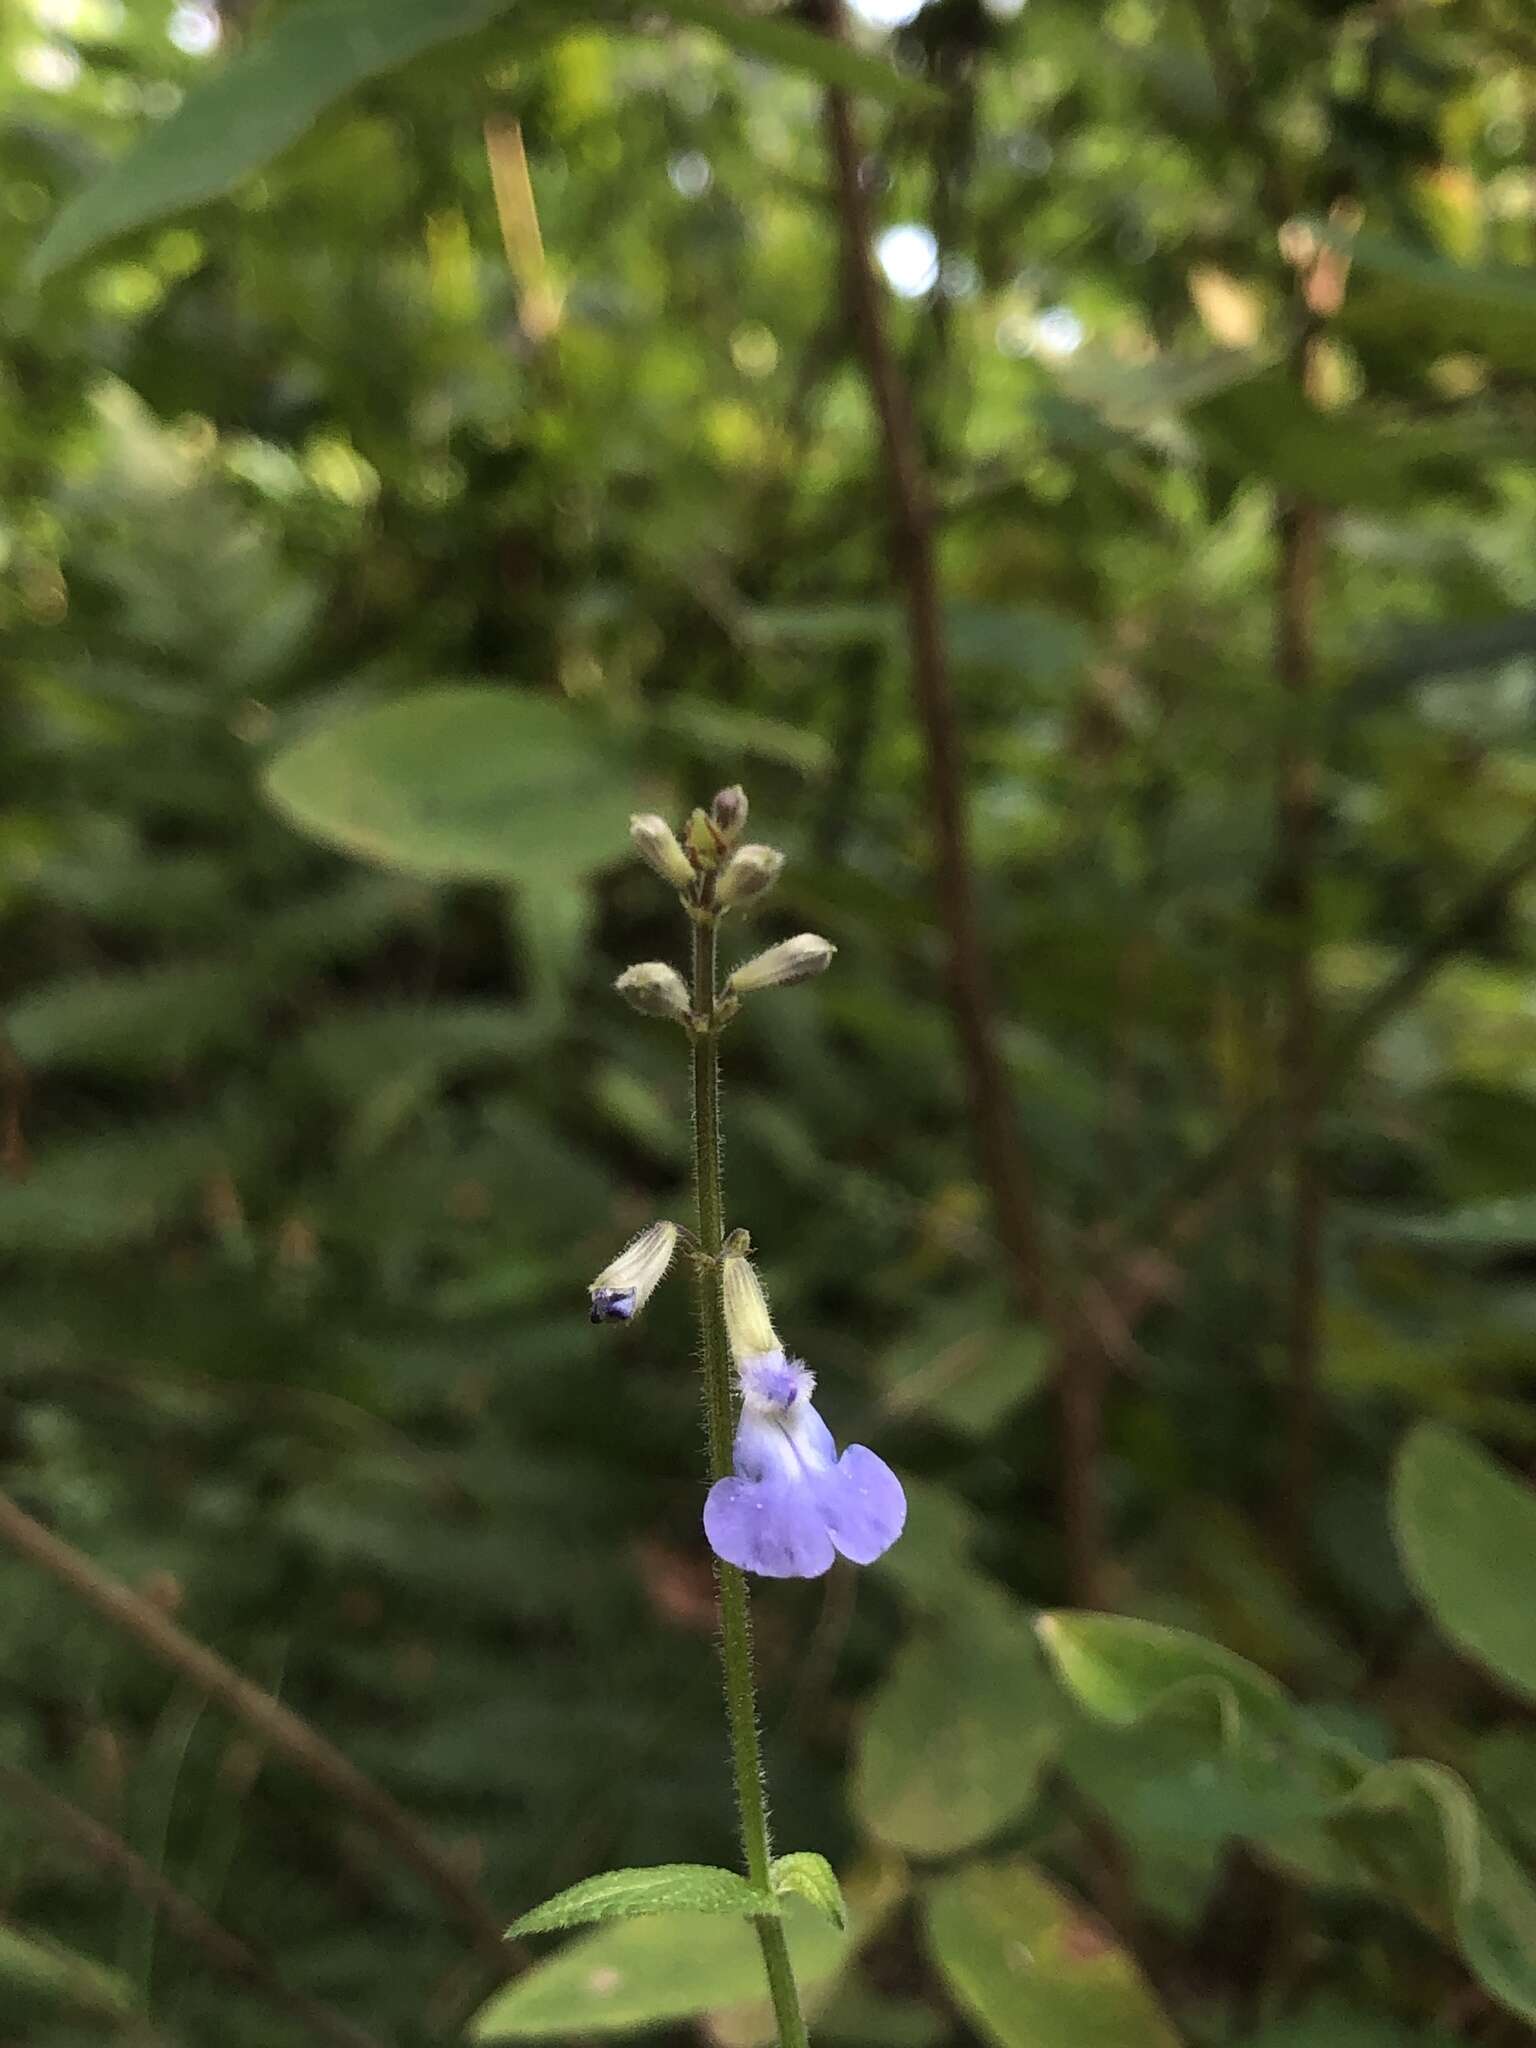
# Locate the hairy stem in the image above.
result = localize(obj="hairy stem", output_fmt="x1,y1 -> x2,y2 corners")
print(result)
690,908 -> 809,2048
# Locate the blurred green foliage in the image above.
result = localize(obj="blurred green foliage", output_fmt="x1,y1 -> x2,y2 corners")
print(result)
8,0 -> 1536,2042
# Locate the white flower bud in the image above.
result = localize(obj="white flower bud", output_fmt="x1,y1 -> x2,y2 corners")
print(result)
628,813 -> 695,891
722,1247 -> 780,1362
711,785 -> 749,843
615,961 -> 692,1022
716,844 -> 785,911
725,933 -> 836,996
589,1221 -> 680,1324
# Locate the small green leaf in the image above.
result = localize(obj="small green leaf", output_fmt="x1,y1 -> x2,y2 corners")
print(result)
470,1898 -> 845,2039
29,0 -> 521,283
511,1864 -> 775,1937
1393,1422 -> 1536,1703
926,1860 -> 1183,2048
262,687 -> 639,888
770,1854 -> 846,1930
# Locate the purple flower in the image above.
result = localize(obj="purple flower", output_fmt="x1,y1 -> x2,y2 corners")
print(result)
704,1352 -> 906,1579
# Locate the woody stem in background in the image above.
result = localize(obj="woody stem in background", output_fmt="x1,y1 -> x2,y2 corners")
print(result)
816,0 -> 1110,1608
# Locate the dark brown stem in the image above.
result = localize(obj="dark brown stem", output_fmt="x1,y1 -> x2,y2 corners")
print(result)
816,1 -> 1106,1605
0,1764 -> 387,2048
1274,457 -> 1325,1577
1189,0 -> 1336,1571
0,1488 -> 510,1973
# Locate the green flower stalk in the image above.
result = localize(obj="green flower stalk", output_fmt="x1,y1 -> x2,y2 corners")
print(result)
587,787 -> 904,2047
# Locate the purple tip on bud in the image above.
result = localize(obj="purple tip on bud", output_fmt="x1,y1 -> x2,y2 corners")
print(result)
589,1288 -> 637,1324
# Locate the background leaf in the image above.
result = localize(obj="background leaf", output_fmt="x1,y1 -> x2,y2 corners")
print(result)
262,687 -> 640,887
28,0 -> 519,282
1392,1422 -> 1536,1702
925,1860 -> 1183,2048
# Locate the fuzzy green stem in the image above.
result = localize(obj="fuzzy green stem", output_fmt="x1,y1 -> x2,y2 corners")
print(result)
689,907 -> 810,2048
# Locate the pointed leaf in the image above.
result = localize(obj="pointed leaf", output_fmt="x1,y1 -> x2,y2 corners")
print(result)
770,1854 -> 846,1930
511,1864 -> 775,1937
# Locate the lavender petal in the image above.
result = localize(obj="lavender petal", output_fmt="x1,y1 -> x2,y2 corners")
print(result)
812,1444 -> 907,1566
704,1473 -> 836,1579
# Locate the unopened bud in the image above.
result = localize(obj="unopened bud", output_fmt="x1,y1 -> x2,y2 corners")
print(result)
721,1243 -> 780,1361
589,1220 -> 679,1324
716,844 -> 784,910
725,933 -> 836,996
684,807 -> 723,869
629,814 -> 694,891
615,961 -> 692,1022
711,785 -> 749,844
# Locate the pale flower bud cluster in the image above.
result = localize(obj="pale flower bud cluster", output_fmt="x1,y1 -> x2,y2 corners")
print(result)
617,788 -> 833,1028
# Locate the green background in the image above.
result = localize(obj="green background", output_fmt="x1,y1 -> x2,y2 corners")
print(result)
6,0 -> 1536,2042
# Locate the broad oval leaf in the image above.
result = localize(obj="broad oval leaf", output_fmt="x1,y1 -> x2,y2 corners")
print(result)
770,1853 -> 846,1930
511,1863 -> 774,1937
854,1593 -> 1060,1858
926,1859 -> 1183,2048
470,1899 -> 845,2040
1393,1421 -> 1536,1702
1037,1611 -> 1293,1737
261,687 -> 640,887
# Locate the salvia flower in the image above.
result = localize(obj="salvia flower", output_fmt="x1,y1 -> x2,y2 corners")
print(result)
704,1352 -> 906,1579
588,1221 -> 679,1324
726,933 -> 835,997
